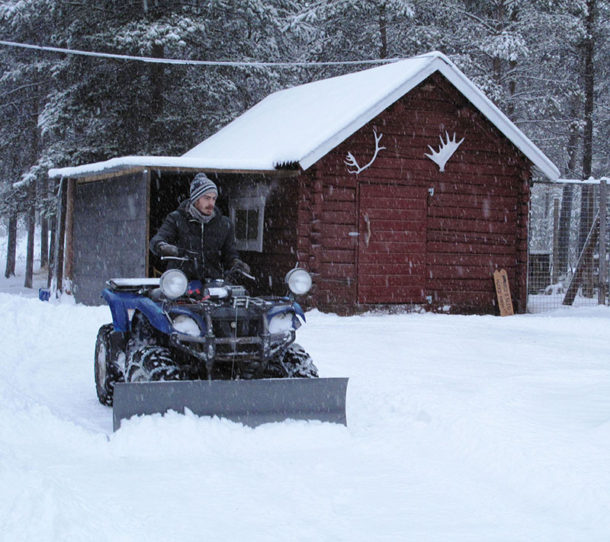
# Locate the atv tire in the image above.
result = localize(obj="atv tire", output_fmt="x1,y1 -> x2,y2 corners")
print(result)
95,324 -> 124,406
267,343 -> 319,378
126,345 -> 181,382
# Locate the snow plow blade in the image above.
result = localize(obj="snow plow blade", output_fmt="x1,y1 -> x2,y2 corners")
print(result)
112,378 -> 348,431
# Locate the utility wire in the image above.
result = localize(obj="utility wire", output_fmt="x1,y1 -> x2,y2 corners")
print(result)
0,40 -> 401,67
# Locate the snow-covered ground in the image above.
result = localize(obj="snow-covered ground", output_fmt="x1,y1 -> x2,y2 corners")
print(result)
1,233 -> 610,541
1,284 -> 609,540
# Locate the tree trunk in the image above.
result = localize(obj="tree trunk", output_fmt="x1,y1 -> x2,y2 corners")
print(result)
557,112 -> 581,277
506,59 -> 517,117
24,192 -> 36,289
148,43 -> 165,152
4,212 -> 17,278
578,0 -> 596,297
378,3 -> 388,59
24,82 -> 41,289
506,2 -> 519,118
581,0 -> 595,184
557,184 -> 574,277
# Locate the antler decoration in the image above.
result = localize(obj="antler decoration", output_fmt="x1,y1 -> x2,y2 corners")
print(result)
425,131 -> 464,172
345,130 -> 386,175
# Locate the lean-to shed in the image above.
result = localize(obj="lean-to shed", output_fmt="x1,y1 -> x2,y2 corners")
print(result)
50,51 -> 559,313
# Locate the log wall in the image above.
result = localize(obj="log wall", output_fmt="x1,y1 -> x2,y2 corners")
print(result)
297,72 -> 531,314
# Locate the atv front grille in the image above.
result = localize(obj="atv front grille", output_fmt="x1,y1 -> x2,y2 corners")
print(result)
211,314 -> 262,338
208,305 -> 263,362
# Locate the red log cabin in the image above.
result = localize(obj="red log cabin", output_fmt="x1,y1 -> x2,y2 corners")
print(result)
50,52 -> 559,313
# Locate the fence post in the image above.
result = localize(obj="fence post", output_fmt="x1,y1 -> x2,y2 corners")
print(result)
599,180 -> 607,305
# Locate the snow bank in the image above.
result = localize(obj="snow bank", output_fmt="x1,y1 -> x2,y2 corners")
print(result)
0,291 -> 609,541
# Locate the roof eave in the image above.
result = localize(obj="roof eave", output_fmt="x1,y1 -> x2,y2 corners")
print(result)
48,160 -> 300,182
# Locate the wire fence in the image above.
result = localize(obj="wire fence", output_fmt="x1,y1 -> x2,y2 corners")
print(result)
527,179 -> 609,313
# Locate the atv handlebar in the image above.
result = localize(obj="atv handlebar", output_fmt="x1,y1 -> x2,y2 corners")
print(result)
160,253 -> 255,284
225,266 -> 256,283
160,255 -> 190,262
160,248 -> 199,262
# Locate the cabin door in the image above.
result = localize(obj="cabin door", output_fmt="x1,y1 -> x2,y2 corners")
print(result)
357,183 -> 428,304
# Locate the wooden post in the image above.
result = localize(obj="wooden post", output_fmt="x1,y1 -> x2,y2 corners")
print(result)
40,175 -> 49,269
52,177 -> 67,296
144,169 -> 151,277
599,180 -> 607,304
63,178 -> 76,294
47,215 -> 55,288
47,179 -> 57,288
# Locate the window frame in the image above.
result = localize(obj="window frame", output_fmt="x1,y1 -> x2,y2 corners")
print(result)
229,195 -> 265,252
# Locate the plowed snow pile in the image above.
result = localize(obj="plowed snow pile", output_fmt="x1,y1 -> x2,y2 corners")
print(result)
1,290 -> 609,541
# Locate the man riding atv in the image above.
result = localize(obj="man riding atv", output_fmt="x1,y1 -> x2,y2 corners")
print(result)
150,172 -> 250,280
95,172 -> 348,429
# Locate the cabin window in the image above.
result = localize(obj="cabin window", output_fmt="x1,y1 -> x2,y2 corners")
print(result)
230,196 -> 265,252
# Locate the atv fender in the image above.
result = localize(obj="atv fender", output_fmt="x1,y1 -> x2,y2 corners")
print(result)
102,288 -> 173,334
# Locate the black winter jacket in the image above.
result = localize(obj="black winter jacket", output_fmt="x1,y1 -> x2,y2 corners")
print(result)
150,200 -> 239,280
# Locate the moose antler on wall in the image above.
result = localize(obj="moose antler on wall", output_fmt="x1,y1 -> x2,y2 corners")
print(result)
425,131 -> 464,172
345,130 -> 386,175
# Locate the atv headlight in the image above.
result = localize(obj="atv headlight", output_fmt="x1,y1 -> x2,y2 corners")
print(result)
172,314 -> 201,336
268,312 -> 294,334
285,268 -> 312,295
159,269 -> 188,299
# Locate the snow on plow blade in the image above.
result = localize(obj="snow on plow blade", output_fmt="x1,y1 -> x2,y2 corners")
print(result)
112,378 -> 348,431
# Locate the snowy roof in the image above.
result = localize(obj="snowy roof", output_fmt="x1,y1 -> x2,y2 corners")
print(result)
47,155 -> 281,180
49,51 -> 559,181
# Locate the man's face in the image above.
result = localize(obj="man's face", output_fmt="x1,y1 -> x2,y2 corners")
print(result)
194,192 -> 217,215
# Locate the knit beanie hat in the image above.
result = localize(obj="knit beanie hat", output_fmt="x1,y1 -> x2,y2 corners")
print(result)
190,173 -> 218,203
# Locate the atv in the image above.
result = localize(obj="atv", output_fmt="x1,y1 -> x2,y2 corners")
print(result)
94,264 -> 347,430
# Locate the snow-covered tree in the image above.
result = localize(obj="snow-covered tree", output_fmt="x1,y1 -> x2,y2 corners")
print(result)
0,0 -> 60,284
289,0 -> 415,61
1,0 -> 608,293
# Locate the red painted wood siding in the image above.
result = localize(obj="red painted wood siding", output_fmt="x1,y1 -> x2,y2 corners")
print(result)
358,183 -> 427,303
297,71 -> 531,314
296,169 -> 359,307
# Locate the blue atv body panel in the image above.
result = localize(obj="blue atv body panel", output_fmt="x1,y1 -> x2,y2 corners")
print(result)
102,288 -> 173,334
102,283 -> 303,336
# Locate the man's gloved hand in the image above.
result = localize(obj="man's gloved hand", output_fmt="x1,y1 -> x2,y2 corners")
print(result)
157,242 -> 180,257
231,258 -> 251,274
